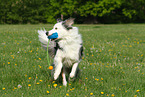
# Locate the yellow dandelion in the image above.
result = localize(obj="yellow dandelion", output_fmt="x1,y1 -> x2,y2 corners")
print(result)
39,58 -> 41,60
101,78 -> 103,80
52,81 -> 55,83
136,89 -> 140,92
39,65 -> 42,68
108,49 -> 112,52
28,77 -> 31,79
3,88 -> 5,90
72,88 -> 75,90
66,93 -> 69,96
85,77 -> 88,80
137,42 -> 139,44
53,84 -> 57,87
15,64 -> 17,66
95,78 -> 99,81
28,84 -> 31,87
90,63 -> 93,65
141,54 -> 143,57
111,94 -> 115,97
47,91 -> 50,93
134,95 -> 137,97
69,84 -> 71,85
39,80 -> 43,82
82,57 -> 84,59
14,87 -> 17,89
129,45 -> 132,47
8,62 -> 10,64
101,92 -> 104,94
90,93 -> 93,95
48,85 -> 50,87
36,82 -> 40,85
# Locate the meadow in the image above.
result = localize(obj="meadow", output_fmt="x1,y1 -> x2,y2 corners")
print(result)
0,24 -> 145,97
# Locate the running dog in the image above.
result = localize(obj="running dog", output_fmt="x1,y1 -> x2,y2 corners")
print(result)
38,18 -> 83,86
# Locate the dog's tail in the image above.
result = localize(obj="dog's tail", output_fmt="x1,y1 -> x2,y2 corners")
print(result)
38,29 -> 49,49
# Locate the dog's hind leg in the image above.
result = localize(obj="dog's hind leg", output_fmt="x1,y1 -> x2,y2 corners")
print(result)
62,68 -> 67,86
70,63 -> 79,78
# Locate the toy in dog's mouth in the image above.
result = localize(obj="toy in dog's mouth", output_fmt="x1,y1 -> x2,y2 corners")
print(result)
47,32 -> 58,40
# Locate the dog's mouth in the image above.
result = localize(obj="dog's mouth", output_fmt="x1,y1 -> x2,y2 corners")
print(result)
47,32 -> 58,40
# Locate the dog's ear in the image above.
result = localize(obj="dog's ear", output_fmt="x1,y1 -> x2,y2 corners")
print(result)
63,18 -> 75,30
64,18 -> 75,26
57,18 -> 63,22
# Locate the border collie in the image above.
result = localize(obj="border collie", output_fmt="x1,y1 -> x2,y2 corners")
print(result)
38,18 -> 83,86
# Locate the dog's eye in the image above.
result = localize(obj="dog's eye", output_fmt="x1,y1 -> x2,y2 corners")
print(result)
55,27 -> 57,30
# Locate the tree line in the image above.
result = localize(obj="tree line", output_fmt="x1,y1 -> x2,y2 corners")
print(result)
0,0 -> 145,24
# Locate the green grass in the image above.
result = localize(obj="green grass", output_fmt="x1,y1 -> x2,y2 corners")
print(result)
0,24 -> 145,97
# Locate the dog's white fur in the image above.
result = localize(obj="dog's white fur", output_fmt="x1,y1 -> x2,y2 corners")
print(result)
38,18 -> 83,86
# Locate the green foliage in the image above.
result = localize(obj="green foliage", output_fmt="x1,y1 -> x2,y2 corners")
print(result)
0,0 -> 145,24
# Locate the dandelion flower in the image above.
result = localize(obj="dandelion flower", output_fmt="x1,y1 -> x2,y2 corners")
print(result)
28,77 -> 31,79
18,84 -> 22,88
47,91 -> 50,93
14,87 -> 17,89
136,90 -> 140,92
66,93 -> 69,96
2,88 -> 5,90
101,92 -> 104,94
90,93 -> 93,95
53,84 -> 57,88
28,84 -> 31,87
36,82 -> 40,85
111,94 -> 115,97
39,80 -> 43,82
134,95 -> 137,97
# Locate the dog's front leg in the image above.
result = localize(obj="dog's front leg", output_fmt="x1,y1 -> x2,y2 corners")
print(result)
54,57 -> 63,80
70,63 -> 78,78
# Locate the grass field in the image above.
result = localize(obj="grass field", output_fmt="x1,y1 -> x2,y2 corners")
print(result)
0,24 -> 145,97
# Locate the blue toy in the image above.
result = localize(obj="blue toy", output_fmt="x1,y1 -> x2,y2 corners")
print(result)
48,32 -> 58,39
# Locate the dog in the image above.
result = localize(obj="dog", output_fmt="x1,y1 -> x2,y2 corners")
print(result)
38,18 -> 83,86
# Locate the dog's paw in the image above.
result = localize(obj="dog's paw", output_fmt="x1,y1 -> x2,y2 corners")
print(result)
54,72 -> 60,80
63,81 -> 67,86
54,74 -> 58,80
69,73 -> 75,78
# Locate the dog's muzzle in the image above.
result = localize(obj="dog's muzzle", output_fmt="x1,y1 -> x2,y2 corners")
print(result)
47,32 -> 58,39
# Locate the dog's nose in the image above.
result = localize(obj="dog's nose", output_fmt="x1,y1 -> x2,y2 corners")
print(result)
46,31 -> 49,36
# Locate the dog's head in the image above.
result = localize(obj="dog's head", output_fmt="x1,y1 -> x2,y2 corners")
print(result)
46,18 -> 75,40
